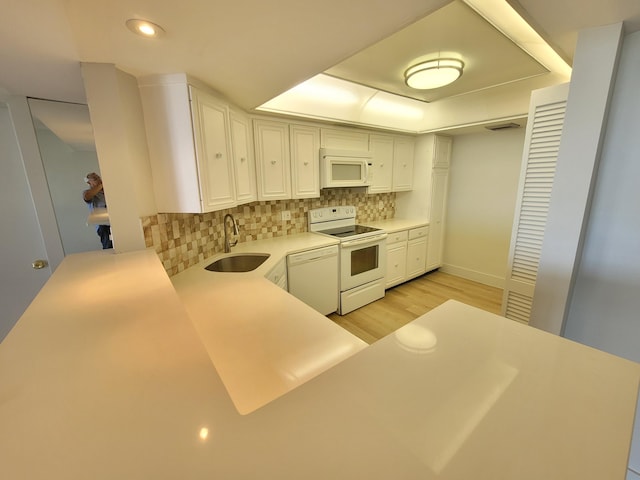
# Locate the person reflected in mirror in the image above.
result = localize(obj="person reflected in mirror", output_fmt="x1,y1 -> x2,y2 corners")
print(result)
83,172 -> 113,249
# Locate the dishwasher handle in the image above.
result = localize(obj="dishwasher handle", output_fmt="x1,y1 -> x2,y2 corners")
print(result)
288,245 -> 338,266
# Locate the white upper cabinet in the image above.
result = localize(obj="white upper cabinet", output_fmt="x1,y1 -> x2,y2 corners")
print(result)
368,135 -> 394,193
254,119 -> 292,201
138,74 -> 255,213
406,226 -> 428,279
190,87 -> 236,211
392,136 -> 415,191
320,128 -> 369,151
368,134 -> 415,194
290,124 -> 320,199
229,108 -> 257,205
433,135 -> 452,169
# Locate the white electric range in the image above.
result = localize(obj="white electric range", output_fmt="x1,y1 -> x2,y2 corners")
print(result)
309,206 -> 387,314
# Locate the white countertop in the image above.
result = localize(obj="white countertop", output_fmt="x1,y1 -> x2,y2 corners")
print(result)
182,231 -> 340,278
363,217 -> 429,232
1,247 -> 639,479
171,232 -> 365,415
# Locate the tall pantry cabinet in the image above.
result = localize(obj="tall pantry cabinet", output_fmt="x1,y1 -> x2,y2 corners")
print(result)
426,135 -> 451,271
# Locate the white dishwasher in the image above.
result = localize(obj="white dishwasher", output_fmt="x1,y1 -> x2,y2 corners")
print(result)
287,245 -> 339,315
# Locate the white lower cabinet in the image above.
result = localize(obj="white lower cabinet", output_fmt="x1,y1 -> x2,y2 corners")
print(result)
385,230 -> 408,288
265,258 -> 287,291
406,227 -> 428,278
385,226 -> 429,289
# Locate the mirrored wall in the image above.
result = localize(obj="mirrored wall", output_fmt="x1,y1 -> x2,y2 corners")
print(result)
28,98 -> 106,255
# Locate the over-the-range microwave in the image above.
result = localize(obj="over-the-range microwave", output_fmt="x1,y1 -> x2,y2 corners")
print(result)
319,148 -> 373,188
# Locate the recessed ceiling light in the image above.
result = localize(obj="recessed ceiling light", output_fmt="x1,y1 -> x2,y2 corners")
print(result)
404,58 -> 464,90
125,19 -> 165,38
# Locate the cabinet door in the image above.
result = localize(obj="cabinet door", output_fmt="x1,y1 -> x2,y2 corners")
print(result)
502,84 -> 568,325
433,135 -> 452,169
190,87 -> 236,211
386,241 -> 407,288
368,135 -> 394,193
290,124 -> 320,199
407,237 -> 428,279
426,169 -> 449,271
392,137 -> 415,191
254,119 -> 291,200
229,108 -> 257,205
320,128 -> 369,151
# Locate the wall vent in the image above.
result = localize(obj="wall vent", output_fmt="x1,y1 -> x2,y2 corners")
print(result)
485,122 -> 521,131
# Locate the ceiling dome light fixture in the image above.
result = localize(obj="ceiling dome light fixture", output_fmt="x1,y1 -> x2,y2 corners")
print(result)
126,19 -> 165,38
404,58 -> 464,90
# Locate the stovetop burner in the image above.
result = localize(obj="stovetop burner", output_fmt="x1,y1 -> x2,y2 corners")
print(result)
319,224 -> 382,238
308,206 -> 385,241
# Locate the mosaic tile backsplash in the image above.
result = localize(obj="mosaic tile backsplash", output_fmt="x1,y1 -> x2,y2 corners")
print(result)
142,189 -> 395,276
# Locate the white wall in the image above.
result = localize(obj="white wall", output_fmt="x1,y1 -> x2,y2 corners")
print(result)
0,105 -> 50,341
442,128 -> 524,287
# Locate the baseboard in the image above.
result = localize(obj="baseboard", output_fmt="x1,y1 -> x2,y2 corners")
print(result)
440,264 -> 505,289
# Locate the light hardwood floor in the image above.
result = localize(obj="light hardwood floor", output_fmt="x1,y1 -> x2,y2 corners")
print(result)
328,270 -> 503,344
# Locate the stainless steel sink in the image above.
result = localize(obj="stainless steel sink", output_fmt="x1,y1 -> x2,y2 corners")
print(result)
205,253 -> 270,273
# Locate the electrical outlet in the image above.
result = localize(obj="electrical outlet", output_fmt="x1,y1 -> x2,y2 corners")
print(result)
281,210 -> 291,221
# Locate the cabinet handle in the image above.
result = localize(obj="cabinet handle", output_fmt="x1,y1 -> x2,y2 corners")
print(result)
240,157 -> 246,162
303,161 -> 308,166
271,160 -> 277,165
380,163 -> 384,167
216,152 -> 222,159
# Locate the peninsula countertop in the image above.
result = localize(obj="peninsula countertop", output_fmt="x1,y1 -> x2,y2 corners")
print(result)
170,232 -> 366,415
1,248 -> 639,480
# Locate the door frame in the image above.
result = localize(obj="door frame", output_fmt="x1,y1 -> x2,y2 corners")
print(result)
7,95 -> 65,271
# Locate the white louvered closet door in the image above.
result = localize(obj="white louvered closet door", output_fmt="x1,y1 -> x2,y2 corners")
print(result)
501,83 -> 569,324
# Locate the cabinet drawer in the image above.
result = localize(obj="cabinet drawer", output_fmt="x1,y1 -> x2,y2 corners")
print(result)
387,230 -> 408,245
409,226 -> 428,240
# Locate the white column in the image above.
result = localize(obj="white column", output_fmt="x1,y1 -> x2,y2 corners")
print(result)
81,63 -> 157,253
529,23 -> 624,334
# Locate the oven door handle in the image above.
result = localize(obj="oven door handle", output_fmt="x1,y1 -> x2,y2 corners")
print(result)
341,233 -> 387,248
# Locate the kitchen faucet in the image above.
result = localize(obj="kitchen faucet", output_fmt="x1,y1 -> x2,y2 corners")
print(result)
223,213 -> 239,253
